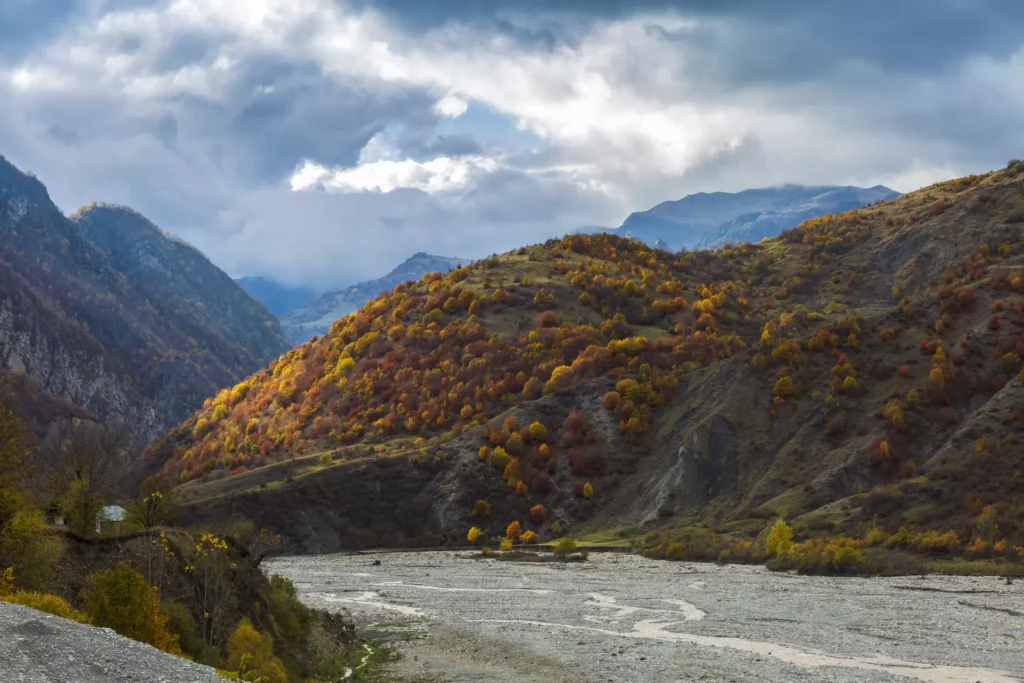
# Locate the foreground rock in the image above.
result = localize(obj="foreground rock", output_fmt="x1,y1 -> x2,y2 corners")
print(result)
0,601 -> 218,683
269,551 -> 1024,683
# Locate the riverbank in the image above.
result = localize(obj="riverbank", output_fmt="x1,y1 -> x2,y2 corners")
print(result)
268,550 -> 1024,683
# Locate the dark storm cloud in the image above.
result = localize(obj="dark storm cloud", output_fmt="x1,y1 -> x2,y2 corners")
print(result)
360,0 -> 1024,78
224,60 -> 434,181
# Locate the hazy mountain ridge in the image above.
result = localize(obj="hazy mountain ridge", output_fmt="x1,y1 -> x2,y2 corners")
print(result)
236,276 -> 319,317
615,184 -> 900,250
0,154 -> 290,440
278,252 -> 471,344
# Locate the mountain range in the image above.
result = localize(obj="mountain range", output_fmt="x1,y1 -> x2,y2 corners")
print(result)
236,276 -> 320,318
146,161 -> 1024,563
277,252 -> 472,344
611,184 -> 900,250
0,155 -> 290,440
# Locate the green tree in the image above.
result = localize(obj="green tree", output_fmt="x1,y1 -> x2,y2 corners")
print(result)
0,512 -> 63,591
84,564 -> 181,654
60,477 -> 104,537
0,400 -> 31,524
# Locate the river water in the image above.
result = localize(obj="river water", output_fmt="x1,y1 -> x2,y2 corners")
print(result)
267,551 -> 1024,683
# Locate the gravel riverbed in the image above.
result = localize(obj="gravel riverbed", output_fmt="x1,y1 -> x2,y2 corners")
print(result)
267,551 -> 1024,683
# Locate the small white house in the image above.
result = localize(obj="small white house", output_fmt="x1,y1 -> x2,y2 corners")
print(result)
96,505 -> 128,534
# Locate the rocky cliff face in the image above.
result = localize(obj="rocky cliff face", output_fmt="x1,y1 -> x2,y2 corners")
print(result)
0,154 -> 290,441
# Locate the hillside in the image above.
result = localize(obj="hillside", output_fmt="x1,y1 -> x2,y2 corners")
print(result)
278,252 -> 471,344
236,276 -> 319,317
0,155 -> 290,440
615,184 -> 899,250
149,162 -> 1024,567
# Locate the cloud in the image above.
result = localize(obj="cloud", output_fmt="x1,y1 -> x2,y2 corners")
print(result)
290,155 -> 497,194
0,0 -> 1022,289
434,94 -> 468,118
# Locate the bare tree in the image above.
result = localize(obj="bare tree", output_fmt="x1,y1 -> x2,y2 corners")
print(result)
41,419 -> 132,499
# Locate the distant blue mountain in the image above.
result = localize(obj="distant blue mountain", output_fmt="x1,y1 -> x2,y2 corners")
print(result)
611,184 -> 900,250
236,276 -> 319,317
279,252 -> 471,345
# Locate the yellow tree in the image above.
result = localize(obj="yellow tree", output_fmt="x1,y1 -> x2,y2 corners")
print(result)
226,619 -> 288,683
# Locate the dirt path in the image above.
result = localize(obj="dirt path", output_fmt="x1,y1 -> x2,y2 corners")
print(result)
267,551 -> 1024,683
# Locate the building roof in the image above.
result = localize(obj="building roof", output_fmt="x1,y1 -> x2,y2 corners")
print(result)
98,506 -> 127,522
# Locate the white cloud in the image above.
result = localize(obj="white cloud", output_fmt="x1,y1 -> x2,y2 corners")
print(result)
434,93 -> 468,117
290,154 -> 496,193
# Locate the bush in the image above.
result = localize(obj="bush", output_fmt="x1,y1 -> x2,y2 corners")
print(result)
161,601 -> 204,660
766,518 -> 793,558
0,512 -> 63,591
519,531 -> 538,545
1,590 -> 90,623
553,538 -> 578,558
467,527 -> 483,544
528,505 -> 548,525
528,422 -> 548,442
506,521 -> 522,540
83,565 -> 181,654
226,619 -> 288,683
60,478 -> 104,537
472,500 -> 491,516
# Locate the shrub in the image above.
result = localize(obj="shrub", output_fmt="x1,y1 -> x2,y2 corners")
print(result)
505,432 -> 524,455
519,531 -> 538,545
603,391 -> 621,411
772,376 -> 795,399
583,482 -> 594,499
489,447 -> 510,472
528,422 -> 548,441
825,419 -> 844,437
529,505 -> 548,526
472,500 -> 491,517
499,537 -> 513,551
553,538 -> 578,558
161,601 -> 203,660
506,521 -> 522,540
765,519 -> 793,558
84,565 -> 180,654
467,527 -> 483,544
1,589 -> 90,623
226,619 -> 288,683
0,512 -> 63,591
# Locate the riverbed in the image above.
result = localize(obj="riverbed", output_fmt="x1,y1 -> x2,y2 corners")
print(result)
266,551 -> 1024,683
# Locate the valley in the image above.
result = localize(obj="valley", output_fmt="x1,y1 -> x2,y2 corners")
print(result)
270,550 -> 1024,683
3,4 -> 1023,682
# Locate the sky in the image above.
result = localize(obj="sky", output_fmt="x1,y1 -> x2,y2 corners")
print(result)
2,1 -> 1024,289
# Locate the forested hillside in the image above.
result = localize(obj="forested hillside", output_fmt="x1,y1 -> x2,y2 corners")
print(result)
151,161 -> 1024,569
